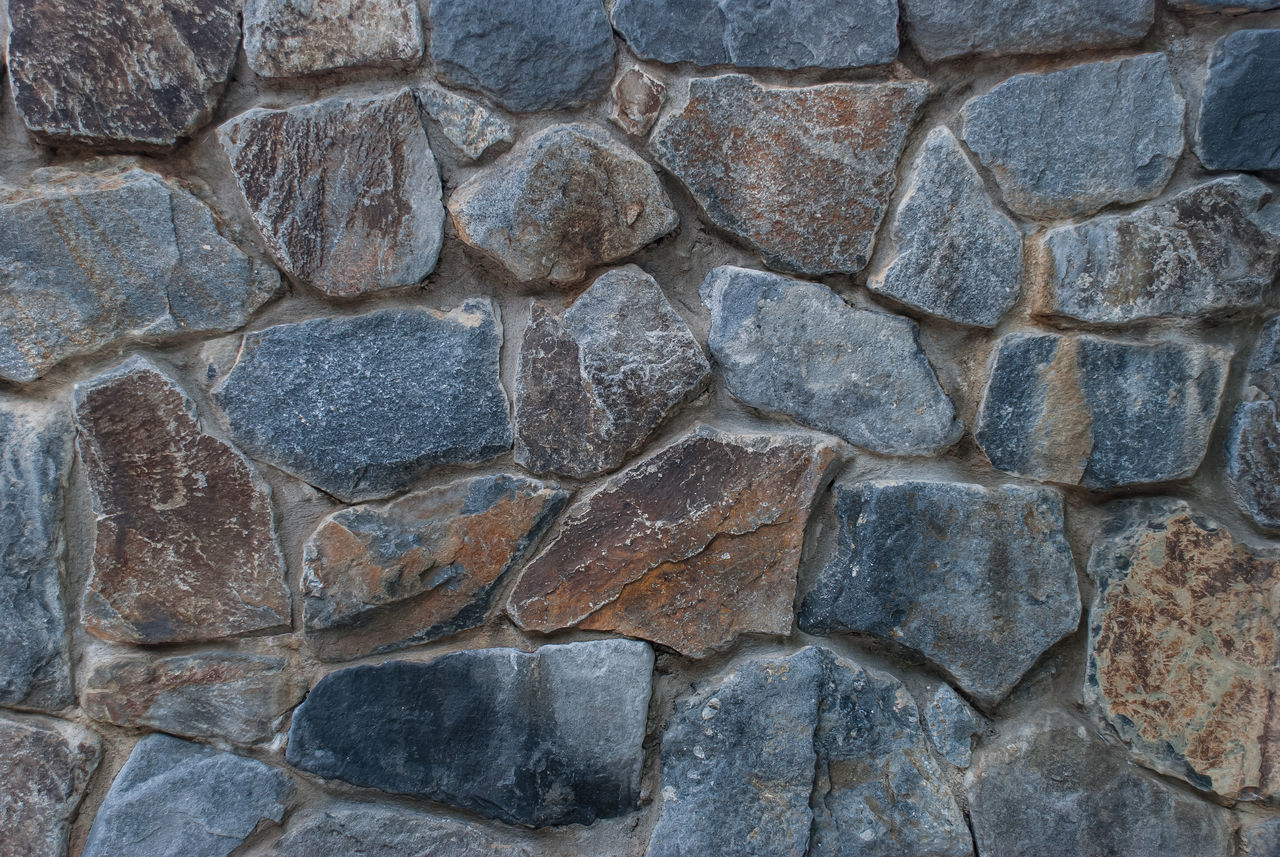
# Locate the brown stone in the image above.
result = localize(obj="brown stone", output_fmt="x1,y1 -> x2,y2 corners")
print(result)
0,713 -> 100,857
244,0 -> 425,78
611,68 -> 667,136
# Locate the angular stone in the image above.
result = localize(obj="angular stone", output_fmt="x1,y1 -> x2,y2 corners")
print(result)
611,68 -> 666,137
244,0 -> 424,78
961,55 -> 1184,220
799,480 -> 1080,708
1197,29 -> 1280,172
514,266 -> 710,477
507,425 -> 839,657
871,126 -> 1023,327
219,90 -> 443,298
83,734 -> 292,857
212,303 -> 511,503
0,713 -> 100,857
428,0 -> 615,113
1227,318 -> 1280,530
0,166 -> 280,383
653,75 -> 928,275
975,333 -> 1230,489
286,640 -> 654,827
924,685 -> 982,768
6,0 -> 238,148
75,358 -> 290,644
1242,818 -> 1280,856
414,82 -> 514,161
302,474 -> 566,661
702,267 -> 961,456
448,124 -> 677,284
269,801 -> 530,857
646,647 -> 971,857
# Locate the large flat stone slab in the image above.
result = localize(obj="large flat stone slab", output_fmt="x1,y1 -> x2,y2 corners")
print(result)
268,801 -> 530,856
244,0 -> 424,78
1197,29 -> 1280,172
0,713 -> 100,857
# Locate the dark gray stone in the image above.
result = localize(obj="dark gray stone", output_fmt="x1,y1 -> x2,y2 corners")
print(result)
286,640 -> 654,827
1174,0 -> 1280,8
0,713 -> 100,857
1228,318 -> 1280,530
924,684 -> 982,769
1242,817 -> 1280,856
213,303 -> 511,504
244,0 -> 424,78
414,82 -> 515,161
269,802 -> 530,856
1197,29 -> 1280,172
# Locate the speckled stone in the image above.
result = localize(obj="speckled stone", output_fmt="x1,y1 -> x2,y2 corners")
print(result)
1227,317 -> 1280,530
244,0 -> 424,78
414,82 -> 514,160
925,685 -> 983,769
1197,29 -> 1280,172
0,713 -> 100,857
269,801 -> 530,857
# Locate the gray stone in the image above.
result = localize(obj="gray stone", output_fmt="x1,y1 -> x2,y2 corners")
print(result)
799,480 -> 1080,708
1228,318 -> 1280,530
269,801 -> 530,857
0,166 -> 280,383
702,266 -> 961,456
515,266 -> 710,477
610,68 -> 666,137
1242,817 -> 1280,856
219,90 -> 444,298
924,685 -> 982,768
1174,0 -> 1280,8
414,82 -> 514,161
212,302 -> 511,504
83,734 -> 292,857
961,55 -> 1184,220
0,713 -> 100,857
1196,29 -> 1280,172
286,640 -> 653,827
428,0 -> 615,113
244,0 -> 424,78
871,126 -> 1023,327
975,332 -> 1230,489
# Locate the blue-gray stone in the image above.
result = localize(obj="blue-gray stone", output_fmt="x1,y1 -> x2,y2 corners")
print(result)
924,685 -> 982,768
1227,317 -> 1280,530
1174,0 -> 1280,8
269,801 -> 530,856
1242,817 -> 1280,856
1196,29 -> 1280,172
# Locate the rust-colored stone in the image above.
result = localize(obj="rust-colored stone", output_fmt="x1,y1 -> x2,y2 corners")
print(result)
0,713 -> 100,857
611,68 -> 666,136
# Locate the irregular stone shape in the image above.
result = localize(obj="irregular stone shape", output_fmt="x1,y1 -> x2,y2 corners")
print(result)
653,75 -> 928,275
0,167 -> 280,383
213,303 -> 510,503
611,0 -> 898,69
75,358 -> 291,644
1242,818 -> 1280,856
1228,318 -> 1280,530
269,802 -> 530,857
302,474 -> 566,661
83,734 -> 292,857
286,640 -> 654,827
1197,29 -> 1280,172
244,0 -> 424,78
448,123 -> 677,284
220,91 -> 442,298
702,267 -> 960,456
414,82 -> 514,161
428,0 -> 615,112
799,480 -> 1079,708
507,425 -> 839,657
611,68 -> 666,137
646,647 -> 971,857
6,0 -> 238,148
514,266 -> 710,477
871,126 -> 1023,327
0,714 -> 100,857
975,333 -> 1230,489
925,685 -> 982,769
961,55 -> 1184,220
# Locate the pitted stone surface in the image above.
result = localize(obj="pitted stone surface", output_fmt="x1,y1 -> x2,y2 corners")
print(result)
269,802 -> 531,857
925,684 -> 982,769
244,0 -> 424,78
414,82 -> 514,161
1197,29 -> 1280,172
1228,318 -> 1280,530
0,714 -> 100,857
611,68 -> 666,137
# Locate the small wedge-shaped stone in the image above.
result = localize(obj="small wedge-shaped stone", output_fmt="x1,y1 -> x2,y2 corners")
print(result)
1197,29 -> 1280,172
269,801 -> 530,857
0,714 -> 100,857
75,358 -> 290,644
961,55 -> 1184,220
220,90 -> 444,297
611,68 -> 666,137
414,83 -> 514,161
1228,318 -> 1280,530
653,75 -> 928,275
244,0 -> 424,78
507,425 -> 839,656
286,641 -> 654,827
703,267 -> 961,456
515,266 -> 710,477
448,123 -> 677,284
302,474 -> 566,661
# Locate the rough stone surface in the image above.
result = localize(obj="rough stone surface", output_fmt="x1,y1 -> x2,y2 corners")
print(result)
702,266 -> 961,456
925,685 -> 982,769
653,75 -> 928,275
1242,818 -> 1280,856
414,82 -> 514,161
611,68 -> 666,137
871,126 -> 1023,327
1228,318 -> 1280,530
244,0 -> 424,78
507,425 -> 839,657
975,333 -> 1230,489
448,123 -> 677,284
1197,29 -> 1280,172
1175,0 -> 1280,8
269,802 -> 530,857
286,641 -> 654,827
800,480 -> 1080,708
514,266 -> 710,478
0,714 -> 101,857
213,303 -> 511,504
961,54 -> 1184,220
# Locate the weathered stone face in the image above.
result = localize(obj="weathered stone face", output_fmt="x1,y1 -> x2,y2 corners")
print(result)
1241,818 -> 1280,856
1197,29 -> 1280,172
1174,0 -> 1280,7
1227,317 -> 1280,530
924,684 -> 982,769
414,83 -> 514,161
269,802 -> 530,857
244,0 -> 424,78
0,714 -> 100,857
611,68 -> 666,137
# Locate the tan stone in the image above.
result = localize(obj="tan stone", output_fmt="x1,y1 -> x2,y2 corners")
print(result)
611,68 -> 666,136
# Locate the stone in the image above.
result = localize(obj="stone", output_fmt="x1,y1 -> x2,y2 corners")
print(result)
75,358 -> 291,644
213,302 -> 511,503
0,713 -> 100,857
428,0 -> 615,113
244,0 -> 424,78
610,68 -> 666,137
975,332 -> 1230,489
702,267 -> 961,456
610,0 -> 898,69
448,123 -> 677,284
302,474 -> 567,661
1242,818 -> 1280,856
961,55 -> 1184,220
414,82 -> 514,161
1174,0 -> 1280,8
6,0 -> 238,148
83,734 -> 292,857
269,801 -> 530,857
220,90 -> 443,298
799,480 -> 1080,708
653,75 -> 928,275
0,166 -> 280,383
646,647 -> 971,857
514,266 -> 711,477
1197,29 -> 1280,172
925,685 -> 982,768
1227,318 -> 1280,530
871,126 -> 1023,327
286,640 -> 653,827
507,425 -> 839,657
